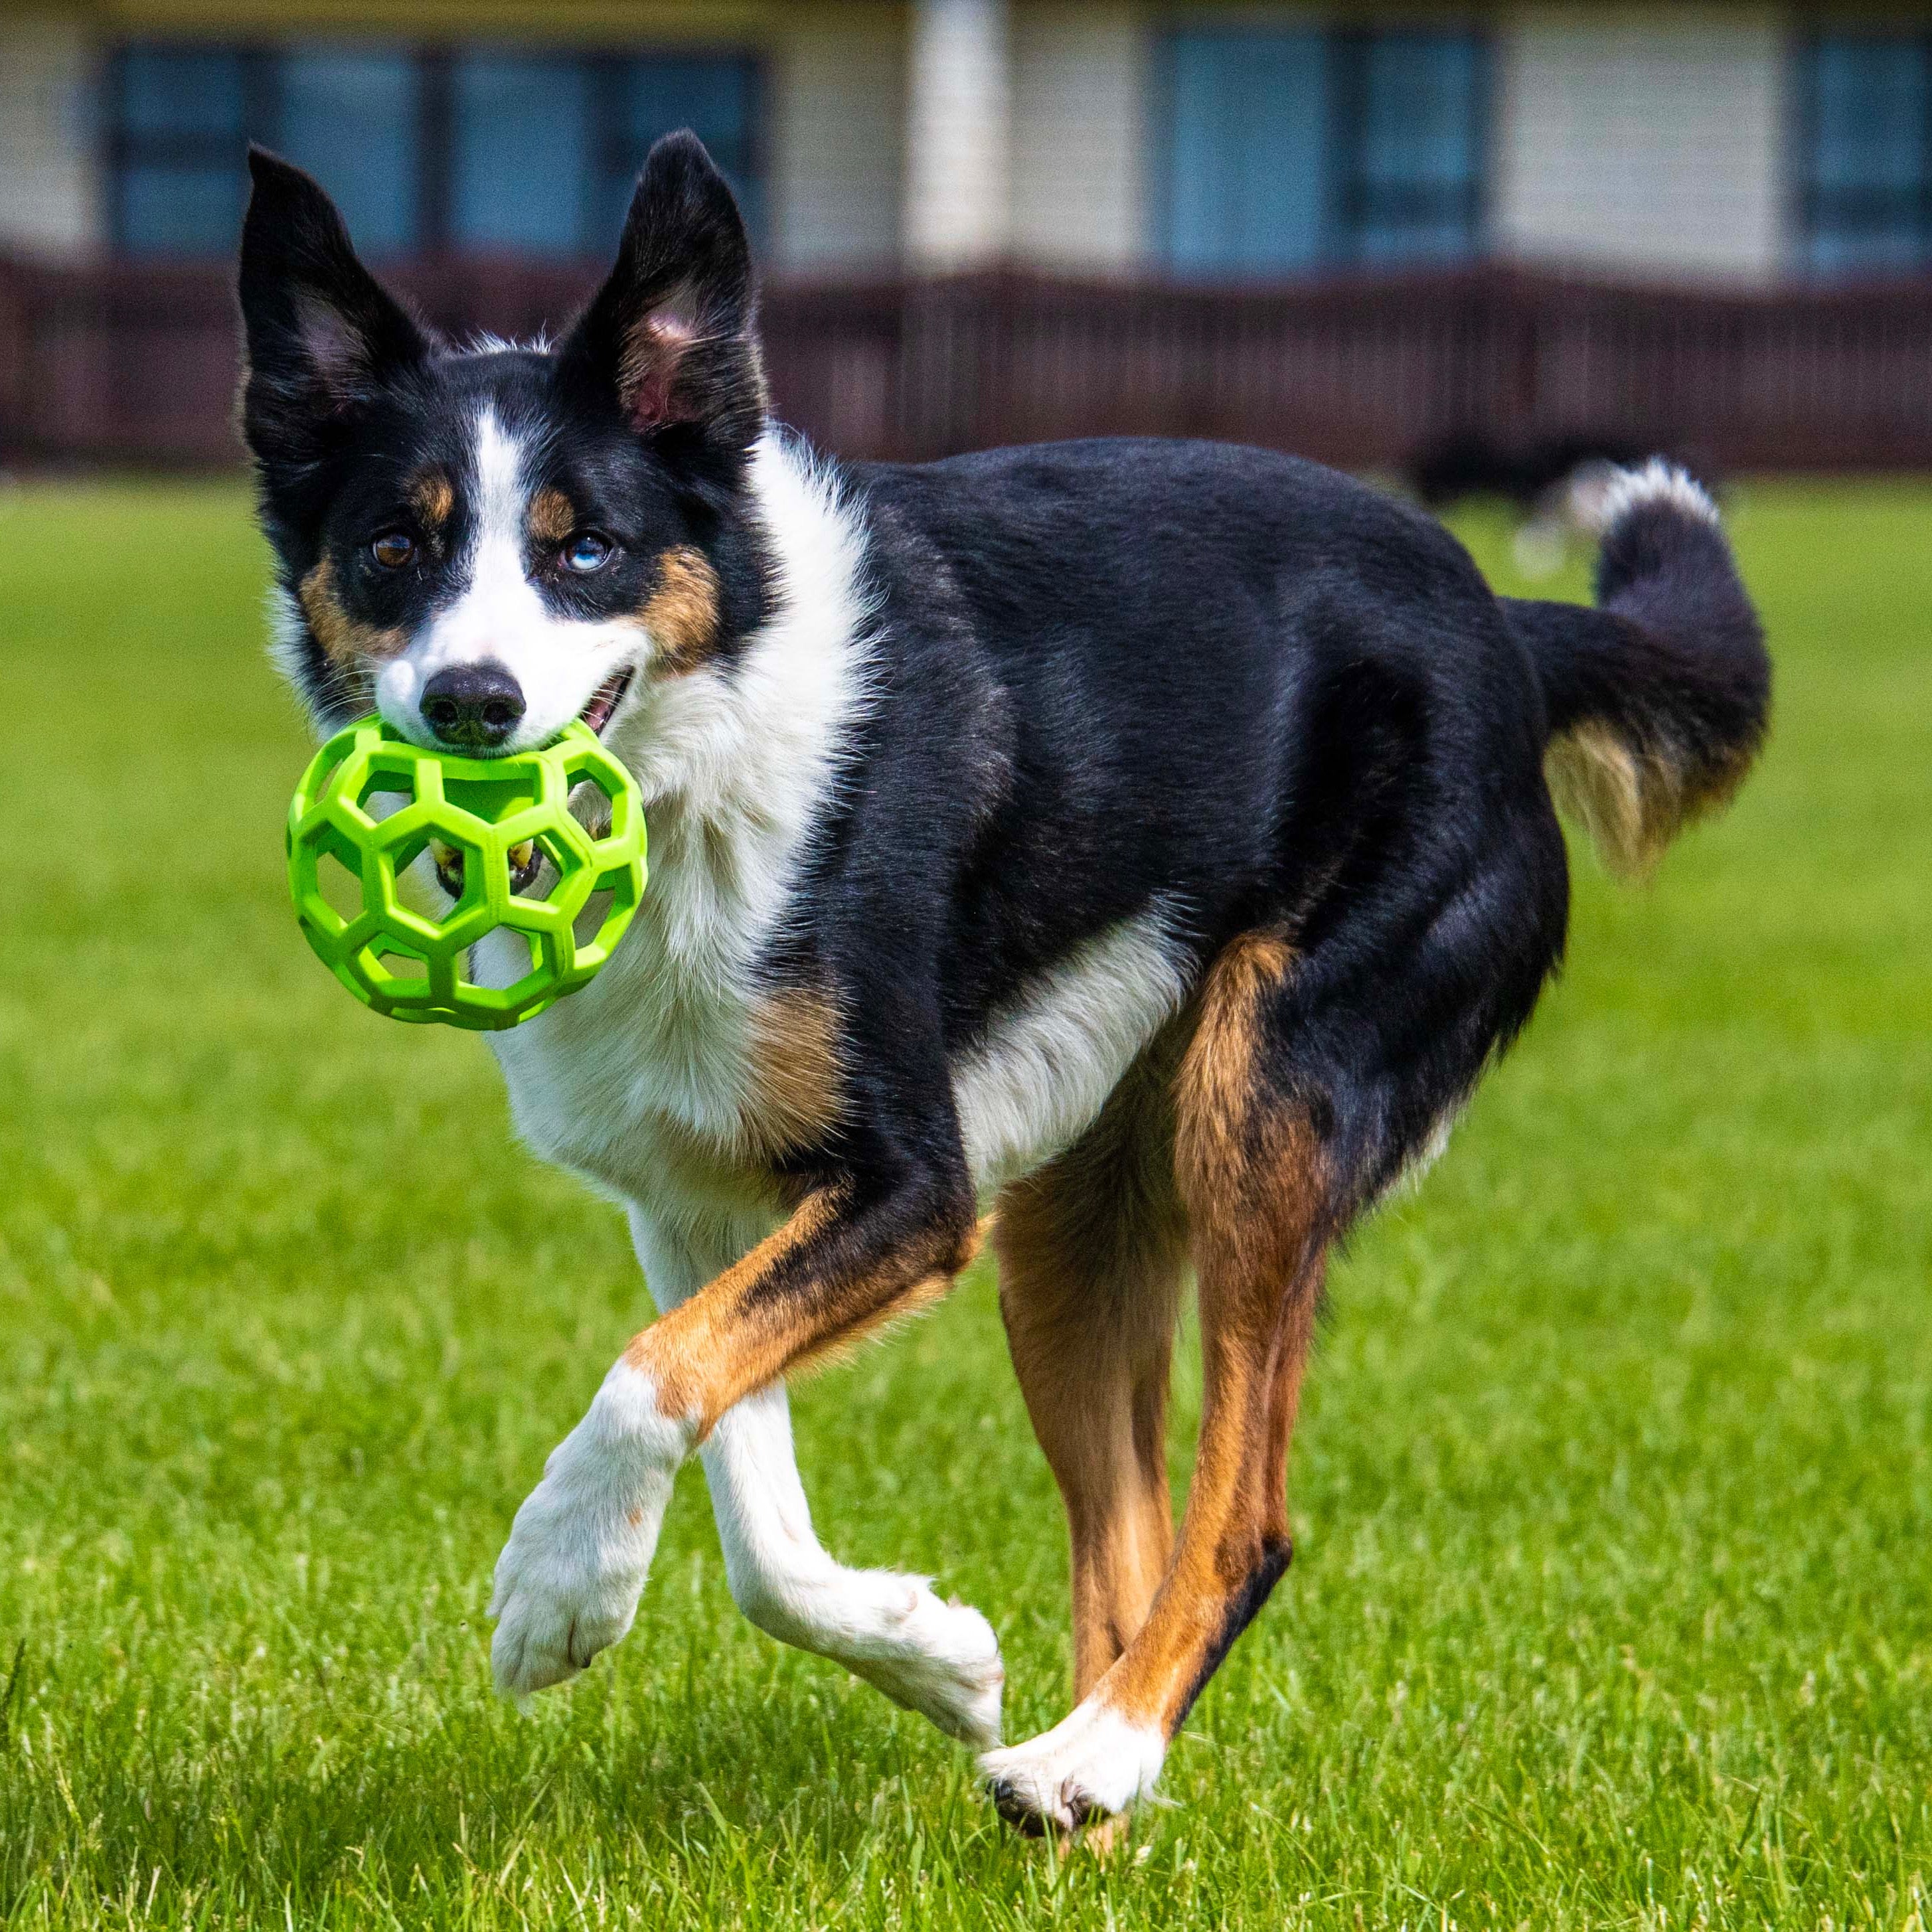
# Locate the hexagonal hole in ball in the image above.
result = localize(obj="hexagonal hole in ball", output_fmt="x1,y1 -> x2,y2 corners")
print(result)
507,831 -> 580,906
566,773 -> 617,842
354,759 -> 417,823
466,926 -> 541,999
314,848 -> 364,926
572,886 -> 615,949
372,946 -> 429,988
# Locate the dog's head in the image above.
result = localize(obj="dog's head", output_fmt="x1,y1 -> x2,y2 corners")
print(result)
238,131 -> 771,753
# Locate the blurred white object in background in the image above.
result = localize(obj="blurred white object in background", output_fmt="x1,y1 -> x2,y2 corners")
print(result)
906,0 -> 1009,270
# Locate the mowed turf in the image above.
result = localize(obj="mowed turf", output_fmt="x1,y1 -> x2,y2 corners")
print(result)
1,475 -> 1927,1930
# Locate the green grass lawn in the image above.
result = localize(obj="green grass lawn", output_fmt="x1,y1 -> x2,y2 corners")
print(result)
1,476 -> 1928,1929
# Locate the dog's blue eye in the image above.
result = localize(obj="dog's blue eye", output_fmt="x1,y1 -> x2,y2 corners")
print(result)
563,533 -> 613,574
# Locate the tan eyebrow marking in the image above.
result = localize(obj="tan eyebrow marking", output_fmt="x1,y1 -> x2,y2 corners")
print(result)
635,544 -> 720,675
528,487 -> 576,545
410,469 -> 454,530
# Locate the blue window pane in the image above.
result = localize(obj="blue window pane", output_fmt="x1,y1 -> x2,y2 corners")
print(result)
1812,228 -> 1927,273
1356,218 -> 1469,264
1164,31 -> 1329,275
280,47 -> 421,256
622,58 -> 754,168
114,46 -> 250,254
592,58 -> 760,250
1803,37 -> 1931,272
120,47 -> 245,137
1359,38 -> 1481,195
120,165 -> 245,256
1811,42 -> 1927,192
1352,34 -> 1484,262
454,52 -> 592,254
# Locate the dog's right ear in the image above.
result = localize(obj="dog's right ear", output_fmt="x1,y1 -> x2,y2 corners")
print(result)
237,147 -> 432,477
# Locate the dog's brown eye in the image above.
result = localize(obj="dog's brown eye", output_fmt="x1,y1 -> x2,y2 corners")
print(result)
370,531 -> 415,570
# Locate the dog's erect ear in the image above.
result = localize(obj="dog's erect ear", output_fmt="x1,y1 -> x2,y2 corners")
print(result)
237,147 -> 432,471
558,131 -> 766,463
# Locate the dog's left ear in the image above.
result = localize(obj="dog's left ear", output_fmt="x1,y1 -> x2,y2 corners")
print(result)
558,131 -> 767,465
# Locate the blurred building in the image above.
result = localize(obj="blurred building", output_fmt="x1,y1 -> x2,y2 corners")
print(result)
7,1 -> 1932,282
5,2 -> 1932,471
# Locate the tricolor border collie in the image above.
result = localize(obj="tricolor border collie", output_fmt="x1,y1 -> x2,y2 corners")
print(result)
238,134 -> 1769,1836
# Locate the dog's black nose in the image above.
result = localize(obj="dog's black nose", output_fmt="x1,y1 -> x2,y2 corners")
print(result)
420,663 -> 525,750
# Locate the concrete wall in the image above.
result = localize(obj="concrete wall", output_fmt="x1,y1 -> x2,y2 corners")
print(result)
1492,5 -> 1789,282
0,17 -> 102,254
1010,1 -> 1149,268
769,7 -> 906,271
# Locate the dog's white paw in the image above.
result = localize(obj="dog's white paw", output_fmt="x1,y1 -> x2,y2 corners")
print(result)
487,1461 -> 667,1695
979,1702 -> 1167,1834
841,1578 -> 1005,1747
489,1361 -> 688,1698
735,1557 -> 1005,1747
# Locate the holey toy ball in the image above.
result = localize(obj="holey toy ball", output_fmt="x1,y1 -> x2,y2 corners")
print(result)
287,718 -> 646,1030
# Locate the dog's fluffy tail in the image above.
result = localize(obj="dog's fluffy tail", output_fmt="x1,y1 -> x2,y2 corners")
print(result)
1503,461 -> 1771,877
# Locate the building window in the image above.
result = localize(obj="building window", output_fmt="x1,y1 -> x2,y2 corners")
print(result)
1795,35 -> 1932,274
451,52 -> 596,256
112,46 -> 260,256
1159,27 -> 1489,276
1340,33 -> 1487,262
598,57 -> 763,246
450,51 -> 762,257
108,42 -> 760,259
280,48 -> 424,258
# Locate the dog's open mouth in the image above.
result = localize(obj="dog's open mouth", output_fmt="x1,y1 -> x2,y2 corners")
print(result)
426,672 -> 631,903
434,837 -> 543,901
580,668 -> 633,737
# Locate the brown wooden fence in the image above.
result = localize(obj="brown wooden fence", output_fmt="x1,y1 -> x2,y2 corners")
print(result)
4,254 -> 1931,473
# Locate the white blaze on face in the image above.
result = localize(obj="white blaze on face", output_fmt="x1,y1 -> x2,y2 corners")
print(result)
373,408 -> 641,752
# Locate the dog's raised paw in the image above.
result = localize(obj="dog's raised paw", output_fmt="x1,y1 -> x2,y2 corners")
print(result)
745,1560 -> 1005,1747
487,1459 -> 671,1698
978,1702 -> 1167,1834
845,1582 -> 1005,1748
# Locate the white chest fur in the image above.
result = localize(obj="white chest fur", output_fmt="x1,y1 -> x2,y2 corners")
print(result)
484,818 -> 781,1230
485,433 -> 875,1240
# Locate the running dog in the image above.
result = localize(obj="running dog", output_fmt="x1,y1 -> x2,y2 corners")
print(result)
236,133 -> 1769,1834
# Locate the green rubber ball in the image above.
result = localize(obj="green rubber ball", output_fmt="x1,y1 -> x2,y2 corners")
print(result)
286,716 -> 647,1031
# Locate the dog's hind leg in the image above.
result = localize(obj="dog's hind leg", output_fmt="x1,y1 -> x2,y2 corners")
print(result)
627,1207 -> 1004,1746
995,1052 -> 1186,1703
982,932 -> 1330,1833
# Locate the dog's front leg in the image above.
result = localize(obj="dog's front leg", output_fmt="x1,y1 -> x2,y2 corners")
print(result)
490,1174 -> 978,1699
627,1208 -> 1003,1745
